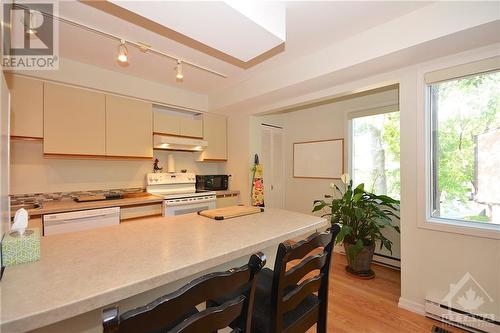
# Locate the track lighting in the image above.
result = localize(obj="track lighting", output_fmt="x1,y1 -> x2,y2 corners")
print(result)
117,40 -> 128,63
176,60 -> 184,80
25,11 -> 38,35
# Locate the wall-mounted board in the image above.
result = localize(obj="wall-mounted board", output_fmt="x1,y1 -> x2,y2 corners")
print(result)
293,139 -> 344,179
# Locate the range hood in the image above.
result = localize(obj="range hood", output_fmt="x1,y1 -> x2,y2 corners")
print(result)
153,134 -> 208,152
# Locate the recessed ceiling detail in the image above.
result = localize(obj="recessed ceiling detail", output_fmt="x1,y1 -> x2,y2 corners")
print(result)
107,0 -> 286,63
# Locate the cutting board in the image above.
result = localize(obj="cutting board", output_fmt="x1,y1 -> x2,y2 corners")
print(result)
198,205 -> 263,220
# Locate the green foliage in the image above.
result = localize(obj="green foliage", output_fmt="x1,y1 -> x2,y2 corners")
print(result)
313,180 -> 400,261
433,72 -> 499,204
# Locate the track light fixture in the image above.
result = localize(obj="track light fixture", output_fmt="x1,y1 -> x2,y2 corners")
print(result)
117,40 -> 128,63
25,11 -> 38,35
176,60 -> 184,80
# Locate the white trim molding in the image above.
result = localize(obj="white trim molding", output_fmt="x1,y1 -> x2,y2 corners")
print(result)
398,297 -> 426,316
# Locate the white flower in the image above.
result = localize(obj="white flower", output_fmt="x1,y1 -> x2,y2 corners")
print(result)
340,173 -> 350,184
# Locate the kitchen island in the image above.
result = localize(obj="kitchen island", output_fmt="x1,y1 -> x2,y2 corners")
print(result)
1,208 -> 327,333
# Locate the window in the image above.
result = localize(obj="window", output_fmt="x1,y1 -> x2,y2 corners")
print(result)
428,70 -> 500,226
351,111 -> 400,199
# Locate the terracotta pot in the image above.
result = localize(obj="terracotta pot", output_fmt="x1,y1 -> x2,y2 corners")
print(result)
344,242 -> 375,278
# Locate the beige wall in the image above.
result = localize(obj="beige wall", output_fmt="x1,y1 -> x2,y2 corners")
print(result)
226,115 -> 252,204
1,70 -> 11,238
10,141 -> 224,194
398,46 -> 500,317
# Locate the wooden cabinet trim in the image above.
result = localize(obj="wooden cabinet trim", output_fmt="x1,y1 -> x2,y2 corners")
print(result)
44,153 -> 152,160
153,132 -> 203,139
10,135 -> 43,141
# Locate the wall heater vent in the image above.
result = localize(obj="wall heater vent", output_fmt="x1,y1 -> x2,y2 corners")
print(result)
425,299 -> 500,333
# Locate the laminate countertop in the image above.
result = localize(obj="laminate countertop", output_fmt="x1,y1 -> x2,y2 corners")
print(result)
0,209 -> 327,333
10,195 -> 164,217
215,190 -> 240,197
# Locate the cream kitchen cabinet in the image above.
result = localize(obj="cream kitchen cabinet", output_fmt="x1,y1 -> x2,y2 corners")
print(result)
153,109 -> 203,138
6,74 -> 44,139
153,110 -> 180,136
44,83 -> 106,156
179,116 -> 203,138
200,113 -> 227,161
106,95 -> 153,158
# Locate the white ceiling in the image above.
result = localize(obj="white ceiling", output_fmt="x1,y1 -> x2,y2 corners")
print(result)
56,1 -> 433,95
109,1 -> 286,61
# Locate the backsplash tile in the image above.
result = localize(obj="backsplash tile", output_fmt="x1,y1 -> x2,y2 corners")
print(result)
10,187 -> 145,205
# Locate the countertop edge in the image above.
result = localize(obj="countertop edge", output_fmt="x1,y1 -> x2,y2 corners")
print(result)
10,196 -> 164,217
1,216 -> 327,333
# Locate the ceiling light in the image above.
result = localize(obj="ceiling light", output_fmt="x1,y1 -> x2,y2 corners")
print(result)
25,11 -> 38,35
117,40 -> 128,63
176,60 -> 183,80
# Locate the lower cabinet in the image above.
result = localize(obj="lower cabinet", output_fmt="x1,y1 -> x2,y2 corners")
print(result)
120,204 -> 162,221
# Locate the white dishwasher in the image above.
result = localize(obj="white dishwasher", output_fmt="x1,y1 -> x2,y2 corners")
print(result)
43,207 -> 120,236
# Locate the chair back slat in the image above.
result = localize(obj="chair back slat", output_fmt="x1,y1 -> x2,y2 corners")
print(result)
283,232 -> 332,262
281,274 -> 323,313
270,224 -> 341,333
170,295 -> 245,333
284,251 -> 327,287
103,252 -> 266,333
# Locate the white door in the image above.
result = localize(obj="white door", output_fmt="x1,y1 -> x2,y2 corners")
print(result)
261,125 -> 285,209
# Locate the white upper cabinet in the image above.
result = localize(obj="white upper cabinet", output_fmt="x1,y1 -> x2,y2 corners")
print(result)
200,113 -> 227,161
153,108 -> 203,138
6,74 -> 44,139
153,110 -> 181,136
105,95 -> 153,158
44,83 -> 106,156
179,116 -> 203,138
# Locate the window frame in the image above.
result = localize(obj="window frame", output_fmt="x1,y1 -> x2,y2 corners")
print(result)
424,70 -> 500,236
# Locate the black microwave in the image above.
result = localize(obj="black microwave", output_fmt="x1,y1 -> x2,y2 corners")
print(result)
196,175 -> 229,191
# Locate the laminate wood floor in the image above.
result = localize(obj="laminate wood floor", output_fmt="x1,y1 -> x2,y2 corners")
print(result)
305,253 -> 467,333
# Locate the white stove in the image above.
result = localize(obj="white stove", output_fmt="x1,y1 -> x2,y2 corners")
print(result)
146,172 -> 216,216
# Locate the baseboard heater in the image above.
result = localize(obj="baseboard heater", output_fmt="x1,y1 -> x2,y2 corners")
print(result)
425,299 -> 500,333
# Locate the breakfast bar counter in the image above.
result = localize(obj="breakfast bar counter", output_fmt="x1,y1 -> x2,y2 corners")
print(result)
1,208 -> 327,333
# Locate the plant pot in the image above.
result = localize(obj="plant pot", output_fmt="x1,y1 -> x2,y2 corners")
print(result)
344,242 -> 375,279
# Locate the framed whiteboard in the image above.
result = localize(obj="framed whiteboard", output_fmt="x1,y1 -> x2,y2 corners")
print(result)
293,139 -> 344,179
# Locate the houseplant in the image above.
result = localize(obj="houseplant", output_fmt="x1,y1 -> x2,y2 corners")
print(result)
312,174 -> 400,278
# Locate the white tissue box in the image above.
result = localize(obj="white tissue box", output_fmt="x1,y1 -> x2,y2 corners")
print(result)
2,228 -> 40,266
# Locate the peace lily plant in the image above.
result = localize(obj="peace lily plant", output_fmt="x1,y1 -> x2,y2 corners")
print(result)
313,174 -> 400,278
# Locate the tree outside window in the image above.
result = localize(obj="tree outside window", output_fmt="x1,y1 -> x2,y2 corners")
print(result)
430,71 -> 499,225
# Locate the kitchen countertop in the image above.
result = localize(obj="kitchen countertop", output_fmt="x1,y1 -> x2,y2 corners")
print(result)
0,209 -> 327,333
10,195 -> 164,217
215,190 -> 240,196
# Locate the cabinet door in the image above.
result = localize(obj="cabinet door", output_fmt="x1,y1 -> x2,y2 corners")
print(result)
6,74 -> 43,138
44,83 -> 106,156
106,95 -> 152,158
180,116 -> 203,138
202,114 -> 227,161
153,110 -> 180,135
